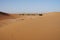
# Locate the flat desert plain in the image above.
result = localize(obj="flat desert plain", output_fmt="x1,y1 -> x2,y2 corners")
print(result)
0,12 -> 60,40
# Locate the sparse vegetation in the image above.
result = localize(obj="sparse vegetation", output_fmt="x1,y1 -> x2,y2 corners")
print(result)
22,14 -> 24,16
39,14 -> 43,16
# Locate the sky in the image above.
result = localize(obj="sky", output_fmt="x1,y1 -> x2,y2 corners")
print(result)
0,0 -> 60,13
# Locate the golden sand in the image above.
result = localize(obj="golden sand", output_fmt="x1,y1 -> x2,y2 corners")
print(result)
0,12 -> 60,40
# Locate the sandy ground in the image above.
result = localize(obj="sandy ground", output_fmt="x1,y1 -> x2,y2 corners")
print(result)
0,13 -> 60,40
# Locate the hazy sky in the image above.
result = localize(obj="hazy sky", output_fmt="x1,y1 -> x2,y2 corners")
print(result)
0,0 -> 60,13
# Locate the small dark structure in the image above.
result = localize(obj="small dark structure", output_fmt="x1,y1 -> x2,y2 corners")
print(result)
0,12 -> 9,16
39,14 -> 43,16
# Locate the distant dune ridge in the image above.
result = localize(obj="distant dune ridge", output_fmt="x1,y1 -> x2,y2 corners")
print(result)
0,12 -> 60,40
0,12 -> 21,20
0,12 -> 9,16
0,12 -> 43,20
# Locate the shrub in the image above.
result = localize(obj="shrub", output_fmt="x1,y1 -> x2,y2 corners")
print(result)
39,14 -> 43,16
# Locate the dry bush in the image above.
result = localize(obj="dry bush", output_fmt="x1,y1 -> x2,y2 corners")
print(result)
39,14 -> 43,16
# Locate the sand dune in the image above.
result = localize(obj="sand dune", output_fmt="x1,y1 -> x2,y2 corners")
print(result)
0,12 -> 22,20
0,12 -> 60,40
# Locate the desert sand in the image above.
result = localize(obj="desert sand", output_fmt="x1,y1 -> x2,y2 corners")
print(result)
0,12 -> 60,40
